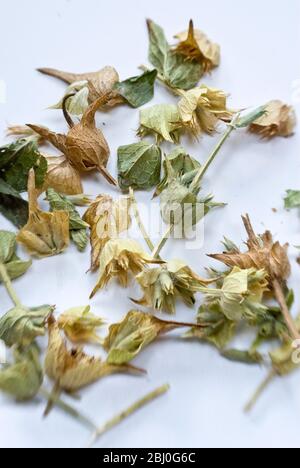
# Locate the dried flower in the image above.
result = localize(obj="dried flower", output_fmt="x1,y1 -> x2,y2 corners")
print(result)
134,260 -> 211,314
58,305 -> 104,344
0,344 -> 43,401
249,100 -> 296,138
43,154 -> 83,195
45,317 -> 140,393
46,188 -> 89,252
104,310 -> 202,365
38,66 -> 122,107
90,239 -> 160,298
17,170 -> 70,257
83,195 -> 132,271
209,215 -> 291,285
178,85 -> 234,136
27,94 -> 116,185
174,20 -> 220,73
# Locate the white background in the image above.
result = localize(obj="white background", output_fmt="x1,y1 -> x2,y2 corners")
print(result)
0,0 -> 300,449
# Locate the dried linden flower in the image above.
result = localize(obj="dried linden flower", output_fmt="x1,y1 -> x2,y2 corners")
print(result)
174,20 -> 220,73
249,100 -> 296,138
17,170 -> 70,258
134,260 -> 211,314
90,239 -> 160,298
58,305 -> 104,344
43,154 -> 83,195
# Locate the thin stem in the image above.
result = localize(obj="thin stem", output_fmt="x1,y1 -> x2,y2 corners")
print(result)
190,118 -> 238,192
244,370 -> 277,413
272,279 -> 300,341
88,384 -> 170,447
0,263 -> 23,307
152,225 -> 173,259
62,93 -> 76,128
129,188 -> 156,254
39,388 -> 97,431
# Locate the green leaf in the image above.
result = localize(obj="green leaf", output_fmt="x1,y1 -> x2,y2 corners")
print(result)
284,190 -> 300,209
0,344 -> 43,401
0,179 -> 29,228
115,70 -> 157,108
0,137 -> 47,192
147,19 -> 202,90
138,104 -> 182,143
0,231 -> 32,281
0,305 -> 54,347
118,141 -> 162,191
185,302 -> 236,350
236,106 -> 267,128
46,188 -> 89,251
155,147 -> 200,196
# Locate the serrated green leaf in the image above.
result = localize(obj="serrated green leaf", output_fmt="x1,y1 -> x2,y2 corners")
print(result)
118,141 -> 162,191
115,70 -> 157,108
138,104 -> 182,143
70,229 -> 88,252
284,190 -> 300,209
0,231 -> 16,263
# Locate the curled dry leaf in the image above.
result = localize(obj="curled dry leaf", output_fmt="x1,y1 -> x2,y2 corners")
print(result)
0,344 -> 43,401
45,317 -> 140,392
90,239 -> 161,298
50,81 -> 90,115
58,305 -> 105,344
27,94 -> 116,186
209,215 -> 291,286
178,85 -> 234,136
0,304 -> 54,347
83,195 -> 132,271
138,104 -> 183,143
104,310 -> 202,365
0,231 -> 32,281
17,170 -> 70,258
38,66 -> 122,108
43,155 -> 83,195
249,100 -> 296,138
134,260 -> 211,314
174,20 -> 220,73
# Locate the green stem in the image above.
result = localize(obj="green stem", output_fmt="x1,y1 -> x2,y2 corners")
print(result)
190,118 -> 238,192
129,188 -> 156,254
39,388 -> 97,431
244,370 -> 277,413
0,263 -> 23,307
88,384 -> 170,447
151,225 -> 173,259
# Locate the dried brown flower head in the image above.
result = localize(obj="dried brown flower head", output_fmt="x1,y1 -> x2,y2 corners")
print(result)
174,20 -> 220,73
209,215 -> 291,286
38,66 -> 123,107
249,100 -> 296,138
43,154 -> 83,195
17,170 -> 70,257
27,93 -> 116,185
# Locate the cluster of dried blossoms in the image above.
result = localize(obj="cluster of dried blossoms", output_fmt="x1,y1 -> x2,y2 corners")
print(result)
0,19 -> 297,444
